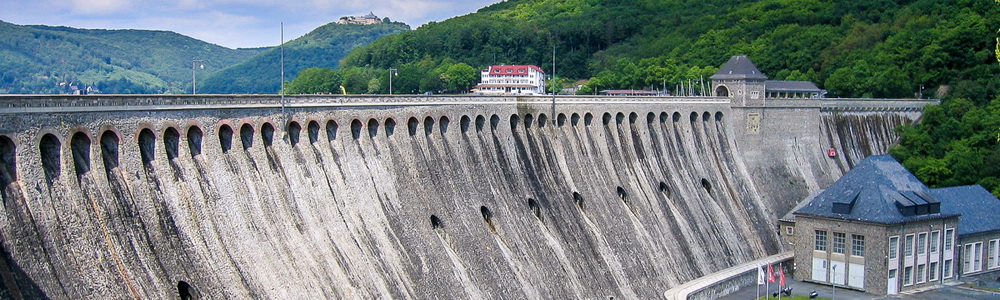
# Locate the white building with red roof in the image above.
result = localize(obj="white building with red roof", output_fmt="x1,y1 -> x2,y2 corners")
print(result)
475,65 -> 547,95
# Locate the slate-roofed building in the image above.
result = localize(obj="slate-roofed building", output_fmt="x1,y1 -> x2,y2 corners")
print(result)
781,154 -> 1000,296
710,55 -> 827,107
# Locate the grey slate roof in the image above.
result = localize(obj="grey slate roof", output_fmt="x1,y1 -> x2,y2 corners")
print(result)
710,55 -> 768,80
793,155 -> 959,224
931,185 -> 1000,236
765,80 -> 820,92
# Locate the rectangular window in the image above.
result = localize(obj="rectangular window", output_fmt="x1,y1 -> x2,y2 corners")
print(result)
852,235 -> 865,256
989,240 -> 998,269
905,234 -> 915,257
930,231 -> 940,254
903,266 -> 913,286
786,226 -> 794,236
944,259 -> 953,278
833,232 -> 846,254
917,232 -> 927,255
889,236 -> 899,259
944,229 -> 954,250
916,264 -> 925,283
929,262 -> 938,281
964,244 -> 972,272
750,90 -> 760,99
974,242 -> 983,272
815,230 -> 828,251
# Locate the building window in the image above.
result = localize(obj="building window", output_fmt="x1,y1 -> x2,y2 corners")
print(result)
903,266 -> 913,286
905,234 -> 915,257
965,242 -> 984,274
889,236 -> 899,259
929,262 -> 938,281
852,235 -> 865,256
917,232 -> 927,255
815,230 -> 827,251
916,264 -> 925,283
786,226 -> 794,235
833,232 -> 846,254
930,231 -> 940,254
944,259 -> 953,278
989,240 -> 998,269
750,90 -> 760,99
944,229 -> 954,251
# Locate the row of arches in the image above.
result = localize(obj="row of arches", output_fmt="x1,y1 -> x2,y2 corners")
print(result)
0,109 -> 725,184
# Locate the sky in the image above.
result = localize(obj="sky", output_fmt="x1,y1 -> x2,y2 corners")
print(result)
0,0 -> 502,49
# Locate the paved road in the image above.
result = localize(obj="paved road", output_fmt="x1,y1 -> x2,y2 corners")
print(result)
721,280 -> 1000,300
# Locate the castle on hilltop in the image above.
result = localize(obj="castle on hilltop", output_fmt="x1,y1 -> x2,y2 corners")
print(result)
338,12 -> 383,25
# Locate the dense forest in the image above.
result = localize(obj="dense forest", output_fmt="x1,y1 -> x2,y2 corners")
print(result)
323,0 -> 998,100
199,22 -> 409,94
0,21 -> 263,94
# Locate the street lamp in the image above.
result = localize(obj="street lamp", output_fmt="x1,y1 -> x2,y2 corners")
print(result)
389,68 -> 398,95
192,59 -> 205,94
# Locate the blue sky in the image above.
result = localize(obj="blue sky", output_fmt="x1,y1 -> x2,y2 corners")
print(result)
0,0 -> 501,49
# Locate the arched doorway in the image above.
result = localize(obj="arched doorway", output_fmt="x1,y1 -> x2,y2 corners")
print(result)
715,85 -> 729,97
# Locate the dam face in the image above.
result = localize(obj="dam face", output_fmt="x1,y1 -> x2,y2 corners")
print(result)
0,95 -> 930,298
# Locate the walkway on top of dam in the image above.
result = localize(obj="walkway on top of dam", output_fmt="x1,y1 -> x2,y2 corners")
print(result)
0,94 -> 935,114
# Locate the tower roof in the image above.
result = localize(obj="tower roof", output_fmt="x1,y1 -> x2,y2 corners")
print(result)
710,55 -> 768,80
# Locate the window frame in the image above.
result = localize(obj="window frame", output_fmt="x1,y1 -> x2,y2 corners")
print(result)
905,234 -> 915,257
903,266 -> 913,286
930,231 -> 940,254
815,230 -> 828,251
851,234 -> 865,257
833,232 -> 846,254
889,236 -> 899,260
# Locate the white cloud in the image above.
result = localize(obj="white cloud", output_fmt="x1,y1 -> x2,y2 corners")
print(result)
67,0 -> 134,15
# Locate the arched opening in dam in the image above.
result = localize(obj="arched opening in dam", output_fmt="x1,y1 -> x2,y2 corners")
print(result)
261,123 -> 275,147
187,126 -> 203,157
460,115 -> 470,134
430,215 -> 443,229
571,113 -> 580,127
239,124 -> 254,150
70,132 -> 91,178
39,133 -> 60,183
324,120 -> 336,142
301,121 -> 315,144
423,117 -> 434,136
287,122 -> 301,146
350,119 -> 362,140
0,135 -> 16,191
218,124 -> 233,153
439,116 -> 450,134
538,114 -> 548,128
367,119 -> 379,138
475,115 -> 486,132
527,198 -> 542,222
489,115 -> 499,131
557,113 -> 566,127
177,281 -> 193,300
138,128 -> 155,165
100,131 -> 119,171
385,118 -> 396,137
164,127 -> 180,161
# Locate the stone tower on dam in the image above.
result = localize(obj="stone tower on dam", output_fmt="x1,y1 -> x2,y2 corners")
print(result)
0,59 -> 935,299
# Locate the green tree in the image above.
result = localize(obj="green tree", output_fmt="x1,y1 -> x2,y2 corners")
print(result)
444,63 -> 478,93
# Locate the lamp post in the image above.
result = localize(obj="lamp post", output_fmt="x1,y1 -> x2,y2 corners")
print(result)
191,59 -> 205,94
388,68 -> 398,95
831,265 -> 837,300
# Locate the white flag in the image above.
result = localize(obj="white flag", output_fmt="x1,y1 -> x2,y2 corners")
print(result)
757,265 -> 765,285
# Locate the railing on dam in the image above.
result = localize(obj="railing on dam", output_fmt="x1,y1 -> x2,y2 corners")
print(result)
0,94 -> 731,113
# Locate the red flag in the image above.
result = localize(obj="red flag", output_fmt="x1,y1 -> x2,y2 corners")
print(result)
767,264 -> 775,283
779,265 -> 786,286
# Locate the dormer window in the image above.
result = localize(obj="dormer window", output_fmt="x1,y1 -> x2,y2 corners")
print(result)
506,69 -> 512,73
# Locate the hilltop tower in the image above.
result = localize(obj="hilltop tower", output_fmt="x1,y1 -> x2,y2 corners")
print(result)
710,55 -> 767,107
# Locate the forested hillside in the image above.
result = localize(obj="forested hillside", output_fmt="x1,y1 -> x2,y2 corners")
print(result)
0,21 -> 263,94
331,0 -> 997,100
199,22 -> 409,94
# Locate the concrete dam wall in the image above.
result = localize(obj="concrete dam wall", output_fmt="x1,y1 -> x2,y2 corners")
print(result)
0,95 -> 931,299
